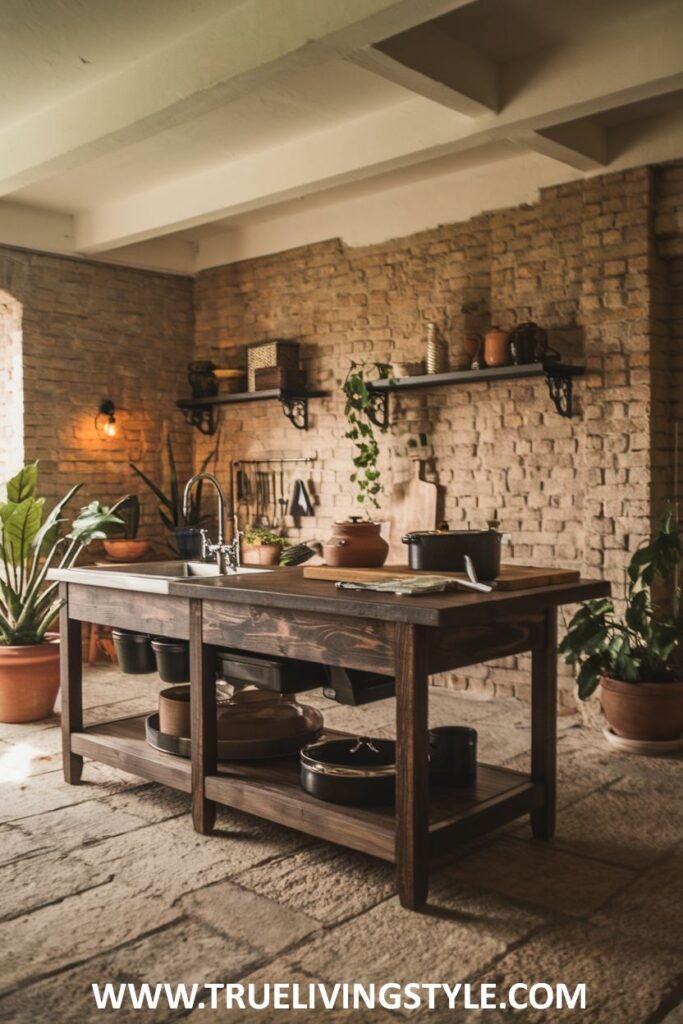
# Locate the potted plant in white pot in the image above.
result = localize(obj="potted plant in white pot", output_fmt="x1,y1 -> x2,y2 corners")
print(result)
0,463 -> 124,723
560,509 -> 683,747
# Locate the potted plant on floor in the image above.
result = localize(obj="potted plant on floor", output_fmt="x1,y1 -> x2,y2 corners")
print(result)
0,463 -> 124,723
327,360 -> 394,568
241,526 -> 286,567
560,509 -> 683,745
102,495 -> 151,562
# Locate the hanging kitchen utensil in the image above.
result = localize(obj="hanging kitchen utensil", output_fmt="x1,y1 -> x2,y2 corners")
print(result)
288,479 -> 314,517
278,464 -> 287,526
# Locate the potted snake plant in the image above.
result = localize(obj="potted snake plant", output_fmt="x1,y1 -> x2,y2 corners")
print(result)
0,463 -> 124,723
560,509 -> 683,744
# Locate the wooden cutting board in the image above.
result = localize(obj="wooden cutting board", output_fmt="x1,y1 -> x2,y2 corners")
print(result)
303,564 -> 580,591
384,460 -> 438,565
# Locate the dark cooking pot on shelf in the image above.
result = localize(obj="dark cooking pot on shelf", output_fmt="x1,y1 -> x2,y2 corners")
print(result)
402,529 -> 502,581
300,736 -> 395,805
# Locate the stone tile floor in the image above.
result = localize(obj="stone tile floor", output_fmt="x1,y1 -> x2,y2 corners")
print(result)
0,665 -> 681,1023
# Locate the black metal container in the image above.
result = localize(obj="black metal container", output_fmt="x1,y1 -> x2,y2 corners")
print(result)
112,629 -> 155,674
217,649 -> 322,694
151,638 -> 190,684
174,527 -> 203,560
429,726 -> 477,787
300,737 -> 395,805
402,529 -> 501,580
323,666 -> 395,705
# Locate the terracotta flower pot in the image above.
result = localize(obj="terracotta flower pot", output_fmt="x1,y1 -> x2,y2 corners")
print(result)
241,542 -> 282,566
0,636 -> 61,723
600,675 -> 683,741
483,326 -> 509,367
103,539 -> 151,562
323,520 -> 389,568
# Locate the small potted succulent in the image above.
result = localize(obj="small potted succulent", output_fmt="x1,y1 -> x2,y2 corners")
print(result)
0,463 -> 124,723
560,509 -> 683,745
241,527 -> 286,567
103,495 -> 150,562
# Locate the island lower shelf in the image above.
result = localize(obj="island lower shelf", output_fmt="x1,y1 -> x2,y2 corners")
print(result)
71,714 -> 543,862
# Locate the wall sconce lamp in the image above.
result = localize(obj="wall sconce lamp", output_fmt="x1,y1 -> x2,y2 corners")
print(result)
96,399 -> 118,439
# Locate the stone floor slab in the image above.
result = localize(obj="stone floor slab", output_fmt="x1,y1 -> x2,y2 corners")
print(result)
442,836 -> 635,916
589,846 -> 683,952
0,883 -> 180,992
514,780 -> 683,868
77,812 -> 306,903
0,849 -> 112,921
280,883 -> 544,992
180,878 -> 320,957
235,844 -> 395,925
454,921 -> 682,1024
0,918 -> 261,1024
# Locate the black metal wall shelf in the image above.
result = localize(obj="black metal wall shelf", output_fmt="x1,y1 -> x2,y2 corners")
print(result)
367,360 -> 584,424
177,388 -> 329,436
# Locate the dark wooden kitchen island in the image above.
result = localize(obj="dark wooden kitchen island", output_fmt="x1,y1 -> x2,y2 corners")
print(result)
56,568 -> 608,911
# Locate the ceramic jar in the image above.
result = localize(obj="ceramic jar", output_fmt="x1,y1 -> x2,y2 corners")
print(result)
483,326 -> 509,367
323,519 -> 389,568
425,322 -> 449,374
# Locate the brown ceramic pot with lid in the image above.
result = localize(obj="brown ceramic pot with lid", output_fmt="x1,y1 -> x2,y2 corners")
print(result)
323,518 -> 389,568
483,326 -> 509,367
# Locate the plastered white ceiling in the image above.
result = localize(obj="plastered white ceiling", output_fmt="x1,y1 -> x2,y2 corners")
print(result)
0,0 -> 682,274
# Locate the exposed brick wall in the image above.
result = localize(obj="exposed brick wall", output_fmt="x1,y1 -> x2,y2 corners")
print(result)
193,164 -> 678,710
0,246 -> 194,551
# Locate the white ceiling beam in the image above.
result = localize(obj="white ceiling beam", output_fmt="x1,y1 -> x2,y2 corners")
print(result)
514,122 -> 608,172
370,23 -> 497,116
76,98 -> 465,252
0,0 -> 477,197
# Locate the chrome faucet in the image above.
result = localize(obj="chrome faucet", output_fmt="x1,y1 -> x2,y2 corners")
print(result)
182,473 -> 242,573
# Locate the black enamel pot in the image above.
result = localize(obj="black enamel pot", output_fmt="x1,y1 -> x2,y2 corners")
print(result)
402,529 -> 502,580
300,737 -> 395,805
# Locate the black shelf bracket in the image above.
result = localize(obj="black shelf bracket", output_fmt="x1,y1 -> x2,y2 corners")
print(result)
365,390 -> 390,429
279,395 -> 309,431
544,369 -> 575,418
181,404 -> 218,436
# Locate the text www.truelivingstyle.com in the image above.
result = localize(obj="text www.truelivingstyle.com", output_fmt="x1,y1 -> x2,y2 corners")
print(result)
91,980 -> 587,1013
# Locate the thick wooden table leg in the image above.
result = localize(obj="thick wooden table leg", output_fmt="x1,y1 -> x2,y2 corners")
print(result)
395,623 -> 430,910
59,585 -> 83,785
530,606 -> 558,839
190,599 -> 216,834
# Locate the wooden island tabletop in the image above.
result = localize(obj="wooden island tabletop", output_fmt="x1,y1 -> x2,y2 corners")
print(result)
168,566 -> 609,627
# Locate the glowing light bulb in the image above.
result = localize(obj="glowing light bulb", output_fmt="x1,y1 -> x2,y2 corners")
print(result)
103,415 -> 117,438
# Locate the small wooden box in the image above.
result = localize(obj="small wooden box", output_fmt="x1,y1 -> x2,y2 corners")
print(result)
247,339 -> 300,391
254,366 -> 306,391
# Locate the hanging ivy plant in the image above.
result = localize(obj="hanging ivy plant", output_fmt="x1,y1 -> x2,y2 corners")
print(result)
341,360 -> 394,512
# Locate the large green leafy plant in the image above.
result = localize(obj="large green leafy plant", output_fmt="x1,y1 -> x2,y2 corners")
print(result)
560,510 -> 683,699
341,360 -> 394,511
0,463 -> 123,646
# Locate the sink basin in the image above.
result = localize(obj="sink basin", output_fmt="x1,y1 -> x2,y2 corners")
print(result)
48,560 -> 268,594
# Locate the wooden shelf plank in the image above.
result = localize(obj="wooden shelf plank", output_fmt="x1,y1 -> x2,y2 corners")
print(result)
72,716 -> 537,863
177,388 -> 328,410
370,360 -> 584,393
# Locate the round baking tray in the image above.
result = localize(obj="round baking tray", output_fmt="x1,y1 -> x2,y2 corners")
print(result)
145,711 -> 323,761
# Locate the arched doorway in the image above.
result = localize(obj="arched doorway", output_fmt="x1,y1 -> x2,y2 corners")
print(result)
0,290 -> 24,494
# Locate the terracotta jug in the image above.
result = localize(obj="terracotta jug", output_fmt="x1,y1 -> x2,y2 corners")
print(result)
483,326 -> 509,367
323,519 -> 389,568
